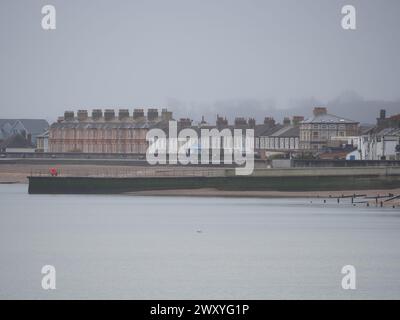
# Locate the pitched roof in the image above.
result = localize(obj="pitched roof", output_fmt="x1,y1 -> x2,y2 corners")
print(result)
36,130 -> 49,138
257,124 -> 300,137
302,113 -> 357,124
254,123 -> 277,137
51,121 -> 152,130
359,124 -> 375,134
376,127 -> 400,136
270,125 -> 300,137
257,124 -> 284,137
389,114 -> 400,121
0,119 -> 49,134
17,119 -> 49,134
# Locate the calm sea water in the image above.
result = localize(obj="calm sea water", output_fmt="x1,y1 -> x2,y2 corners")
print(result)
0,184 -> 399,299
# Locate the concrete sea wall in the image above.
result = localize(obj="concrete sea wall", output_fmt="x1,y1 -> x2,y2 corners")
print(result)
28,167 -> 400,194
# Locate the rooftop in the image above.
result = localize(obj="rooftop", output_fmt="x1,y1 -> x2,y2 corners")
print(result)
270,125 -> 300,137
0,119 -> 49,134
51,121 -> 159,130
376,127 -> 400,136
302,113 -> 358,124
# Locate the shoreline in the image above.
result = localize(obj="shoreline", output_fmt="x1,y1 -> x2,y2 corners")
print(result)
2,182 -> 399,206
125,188 -> 400,205
125,187 -> 400,198
4,181 -> 399,199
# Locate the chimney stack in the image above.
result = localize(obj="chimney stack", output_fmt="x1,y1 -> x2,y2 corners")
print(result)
283,117 -> 291,126
248,118 -> 256,128
264,117 -> 275,127
216,115 -> 228,128
161,108 -> 173,121
64,111 -> 74,121
77,110 -> 88,121
104,109 -> 115,121
377,109 -> 388,129
92,109 -> 103,121
147,108 -> 159,121
133,108 -> 145,120
234,117 -> 247,126
292,116 -> 304,126
178,118 -> 192,128
313,107 -> 327,116
118,109 -> 130,120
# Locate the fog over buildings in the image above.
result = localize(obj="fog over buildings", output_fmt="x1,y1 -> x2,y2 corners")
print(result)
0,0 -> 399,124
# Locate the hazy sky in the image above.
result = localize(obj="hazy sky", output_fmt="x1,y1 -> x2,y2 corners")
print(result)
1,0 -> 399,122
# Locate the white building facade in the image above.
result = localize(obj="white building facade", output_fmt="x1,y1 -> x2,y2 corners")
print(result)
358,128 -> 400,160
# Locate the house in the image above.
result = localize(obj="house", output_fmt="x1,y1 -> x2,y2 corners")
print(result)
346,149 -> 361,160
360,127 -> 400,160
36,130 -> 49,152
49,109 -> 172,153
357,110 -> 400,160
256,116 -> 302,159
0,119 -> 49,145
149,115 -> 274,160
264,125 -> 300,150
299,107 -> 359,151
318,146 -> 357,160
0,133 -> 36,153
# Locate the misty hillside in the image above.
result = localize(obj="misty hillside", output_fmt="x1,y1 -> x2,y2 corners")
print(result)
168,92 -> 400,125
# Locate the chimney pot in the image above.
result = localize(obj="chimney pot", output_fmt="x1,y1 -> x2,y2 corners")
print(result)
161,109 -> 173,121
104,109 -> 115,121
234,117 -> 247,126
133,108 -> 145,120
313,107 -> 327,116
64,111 -> 74,121
92,109 -> 103,120
118,109 -> 130,120
77,110 -> 88,121
292,116 -> 304,125
264,117 -> 275,127
147,108 -> 159,121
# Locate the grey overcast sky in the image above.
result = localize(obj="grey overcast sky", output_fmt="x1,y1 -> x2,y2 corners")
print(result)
0,0 -> 399,123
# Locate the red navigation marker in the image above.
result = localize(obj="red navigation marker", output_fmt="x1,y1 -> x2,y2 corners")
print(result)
49,167 -> 58,176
